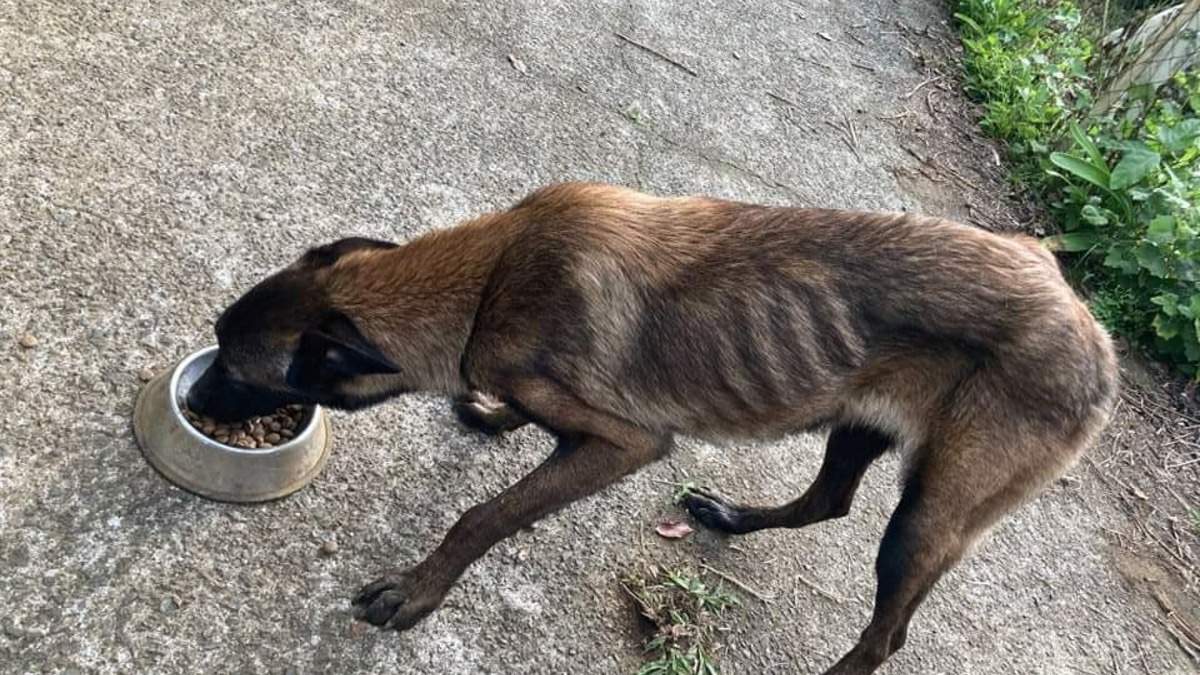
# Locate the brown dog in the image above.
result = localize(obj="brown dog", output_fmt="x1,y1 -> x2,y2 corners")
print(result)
187,182 -> 1118,675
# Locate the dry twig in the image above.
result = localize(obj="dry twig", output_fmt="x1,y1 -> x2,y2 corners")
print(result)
794,572 -> 846,604
700,563 -> 775,602
614,31 -> 699,77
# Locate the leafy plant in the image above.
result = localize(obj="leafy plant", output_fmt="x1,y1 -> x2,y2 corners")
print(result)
952,0 -> 1200,377
1043,74 -> 1200,376
671,479 -> 700,505
623,566 -> 740,675
953,0 -> 1094,173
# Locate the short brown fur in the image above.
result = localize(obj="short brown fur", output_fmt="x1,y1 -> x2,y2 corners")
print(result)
196,182 -> 1118,675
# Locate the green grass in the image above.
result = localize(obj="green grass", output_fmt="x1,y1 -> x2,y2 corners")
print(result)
622,566 -> 740,675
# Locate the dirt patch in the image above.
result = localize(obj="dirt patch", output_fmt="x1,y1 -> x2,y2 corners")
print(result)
877,15 -> 1054,236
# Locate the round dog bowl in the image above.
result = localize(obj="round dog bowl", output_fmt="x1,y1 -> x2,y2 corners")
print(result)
133,345 -> 333,503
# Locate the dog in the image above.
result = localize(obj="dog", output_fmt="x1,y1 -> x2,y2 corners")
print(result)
187,182 -> 1118,675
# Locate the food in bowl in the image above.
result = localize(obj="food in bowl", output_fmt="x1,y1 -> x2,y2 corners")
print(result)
180,403 -> 307,450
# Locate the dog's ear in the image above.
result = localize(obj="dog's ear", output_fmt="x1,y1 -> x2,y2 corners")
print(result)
296,312 -> 400,380
297,237 -> 398,269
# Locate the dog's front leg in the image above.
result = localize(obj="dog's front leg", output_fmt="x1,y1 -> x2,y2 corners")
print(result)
353,378 -> 671,631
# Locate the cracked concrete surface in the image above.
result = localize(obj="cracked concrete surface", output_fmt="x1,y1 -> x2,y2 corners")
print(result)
0,1 -> 1192,674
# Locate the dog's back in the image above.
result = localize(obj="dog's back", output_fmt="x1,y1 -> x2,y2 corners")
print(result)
483,182 -> 1117,455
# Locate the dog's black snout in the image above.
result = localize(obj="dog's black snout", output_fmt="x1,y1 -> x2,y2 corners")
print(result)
184,361 -> 311,422
184,363 -> 222,416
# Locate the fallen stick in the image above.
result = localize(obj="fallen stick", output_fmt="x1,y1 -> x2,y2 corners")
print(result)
614,31 -> 699,77
700,563 -> 776,602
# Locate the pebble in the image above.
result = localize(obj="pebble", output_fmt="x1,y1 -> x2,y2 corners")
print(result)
319,540 -> 338,556
18,333 -> 37,349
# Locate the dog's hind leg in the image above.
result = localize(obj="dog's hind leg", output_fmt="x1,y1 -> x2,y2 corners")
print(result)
684,424 -> 892,534
821,427 -> 1075,675
452,390 -> 530,435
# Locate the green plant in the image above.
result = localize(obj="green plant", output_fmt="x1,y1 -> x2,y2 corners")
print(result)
952,0 -> 1200,377
671,480 -> 700,505
623,566 -> 739,675
1043,74 -> 1200,375
953,0 -> 1094,171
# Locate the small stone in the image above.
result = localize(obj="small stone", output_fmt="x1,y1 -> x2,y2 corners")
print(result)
18,333 -> 37,349
137,367 -> 155,382
319,540 -> 338,556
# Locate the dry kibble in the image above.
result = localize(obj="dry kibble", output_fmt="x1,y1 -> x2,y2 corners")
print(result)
180,403 -> 309,450
319,540 -> 338,556
18,333 -> 37,349
137,367 -> 155,382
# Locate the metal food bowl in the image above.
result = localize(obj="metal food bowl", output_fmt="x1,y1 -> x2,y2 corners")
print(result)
133,345 -> 333,503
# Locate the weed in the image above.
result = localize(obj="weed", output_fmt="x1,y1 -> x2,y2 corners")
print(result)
671,480 -> 699,505
953,0 -> 1094,176
952,0 -> 1200,378
622,566 -> 740,675
1043,74 -> 1200,376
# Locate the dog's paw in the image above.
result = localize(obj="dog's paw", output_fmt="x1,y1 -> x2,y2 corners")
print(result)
351,567 -> 447,631
684,489 -> 754,535
452,391 -> 526,435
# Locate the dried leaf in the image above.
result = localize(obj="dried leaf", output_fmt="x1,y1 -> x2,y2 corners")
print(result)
655,520 -> 694,539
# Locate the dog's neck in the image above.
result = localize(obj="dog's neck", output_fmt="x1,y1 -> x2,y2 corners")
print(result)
324,212 -> 523,396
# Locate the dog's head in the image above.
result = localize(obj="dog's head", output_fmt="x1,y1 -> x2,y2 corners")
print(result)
186,237 -> 405,421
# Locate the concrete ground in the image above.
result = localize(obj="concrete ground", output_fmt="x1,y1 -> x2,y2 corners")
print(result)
1,0 -> 1194,673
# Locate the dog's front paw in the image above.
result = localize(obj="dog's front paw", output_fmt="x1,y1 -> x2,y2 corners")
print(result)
684,489 -> 755,535
351,567 -> 447,630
